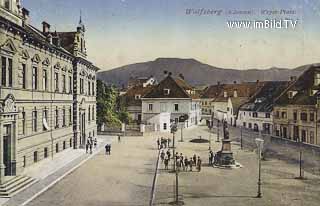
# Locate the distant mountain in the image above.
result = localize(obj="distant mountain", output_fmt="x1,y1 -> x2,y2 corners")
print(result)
97,58 -> 310,87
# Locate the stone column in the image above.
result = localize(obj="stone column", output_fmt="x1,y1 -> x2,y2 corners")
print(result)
0,120 -> 5,184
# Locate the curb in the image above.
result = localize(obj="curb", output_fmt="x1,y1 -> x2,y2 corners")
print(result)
149,149 -> 161,206
19,141 -> 108,206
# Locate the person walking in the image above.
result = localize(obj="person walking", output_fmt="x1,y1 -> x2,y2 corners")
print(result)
118,135 -> 121,143
105,144 -> 108,155
161,150 -> 165,162
197,156 -> 202,172
209,150 -> 213,165
189,158 -> 193,171
166,149 -> 171,161
157,138 -> 160,150
86,143 -> 89,153
193,154 -> 197,166
164,156 -> 169,170
89,143 -> 93,154
108,144 -> 111,155
184,156 -> 188,171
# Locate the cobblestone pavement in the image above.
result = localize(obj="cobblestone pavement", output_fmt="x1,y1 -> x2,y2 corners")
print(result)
25,134 -> 159,206
154,124 -> 320,206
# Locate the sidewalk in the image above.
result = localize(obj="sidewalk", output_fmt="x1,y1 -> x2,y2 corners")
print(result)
0,135 -> 115,206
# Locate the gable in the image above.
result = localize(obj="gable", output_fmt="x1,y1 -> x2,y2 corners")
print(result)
20,50 -> 30,60
1,39 -> 18,54
42,58 -> 51,66
144,76 -> 190,99
32,54 -> 41,63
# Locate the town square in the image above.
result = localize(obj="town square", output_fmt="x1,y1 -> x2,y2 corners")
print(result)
1,0 -> 320,206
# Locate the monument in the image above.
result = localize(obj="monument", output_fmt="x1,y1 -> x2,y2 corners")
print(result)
214,120 -> 235,167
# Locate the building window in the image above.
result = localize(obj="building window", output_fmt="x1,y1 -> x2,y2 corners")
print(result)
265,113 -> 270,118
310,131 -> 315,144
293,112 -> 297,121
174,104 -> 179,112
22,111 -> 26,135
92,82 -> 95,95
164,89 -> 170,95
148,104 -> 153,111
1,57 -> 12,87
4,0 -> 10,9
34,151 -> 38,163
243,122 -> 246,127
43,109 -> 48,131
70,138 -> 72,147
88,107 -> 91,122
300,112 -> 307,121
301,130 -> 306,142
69,76 -> 72,93
32,66 -> 38,90
22,63 -> 26,89
43,69 -> 48,91
88,81 -> 91,95
248,123 -> 252,129
80,78 -> 84,94
160,103 -> 167,112
55,107 -> 59,128
92,107 -> 95,120
253,112 -> 258,118
135,95 -> 141,100
44,148 -> 48,158
32,109 -> 37,132
55,72 -> 59,92
310,113 -> 315,122
62,74 -> 66,93
56,143 -> 59,153
69,107 -> 72,125
281,112 -> 287,119
63,141 -> 66,150
62,108 -> 66,127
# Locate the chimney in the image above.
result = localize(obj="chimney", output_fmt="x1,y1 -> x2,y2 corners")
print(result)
233,81 -> 237,84
42,21 -> 51,33
179,73 -> 185,80
217,81 -> 220,86
22,8 -> 30,26
256,80 -> 260,83
168,72 -> 172,76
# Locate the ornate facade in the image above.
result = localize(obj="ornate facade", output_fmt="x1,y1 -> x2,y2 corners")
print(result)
0,0 -> 98,185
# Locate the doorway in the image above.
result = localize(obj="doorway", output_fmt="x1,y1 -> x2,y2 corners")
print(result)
3,124 -> 12,176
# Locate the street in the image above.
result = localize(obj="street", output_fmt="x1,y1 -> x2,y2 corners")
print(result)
25,124 -> 320,206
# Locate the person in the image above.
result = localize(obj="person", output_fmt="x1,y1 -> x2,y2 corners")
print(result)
89,143 -> 93,154
184,156 -> 188,171
86,143 -> 89,153
197,156 -> 202,172
157,138 -> 160,150
168,138 -> 171,148
176,158 -> 181,171
161,150 -> 165,162
180,154 -> 184,171
160,137 -> 164,149
193,154 -> 197,166
108,144 -> 111,155
189,158 -> 193,171
209,150 -> 214,165
118,135 -> 121,143
166,149 -> 171,161
94,138 -> 97,148
105,144 -> 109,155
164,156 -> 169,170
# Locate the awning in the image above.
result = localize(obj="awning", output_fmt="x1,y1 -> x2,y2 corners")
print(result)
43,118 -> 50,130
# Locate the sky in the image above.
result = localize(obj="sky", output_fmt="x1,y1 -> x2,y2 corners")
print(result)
23,0 -> 320,71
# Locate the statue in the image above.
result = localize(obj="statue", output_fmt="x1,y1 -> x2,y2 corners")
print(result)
223,120 -> 229,140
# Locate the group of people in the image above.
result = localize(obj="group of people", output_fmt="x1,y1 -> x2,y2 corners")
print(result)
160,149 -> 202,172
105,144 -> 111,155
157,137 -> 171,149
86,137 -> 97,154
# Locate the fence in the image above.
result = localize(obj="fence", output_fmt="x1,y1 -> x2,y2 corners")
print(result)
228,126 -> 320,176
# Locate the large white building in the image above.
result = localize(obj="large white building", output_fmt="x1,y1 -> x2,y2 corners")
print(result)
0,0 -> 98,194
141,75 -> 201,132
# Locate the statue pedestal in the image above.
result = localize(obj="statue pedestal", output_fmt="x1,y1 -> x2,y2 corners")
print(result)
214,139 -> 235,166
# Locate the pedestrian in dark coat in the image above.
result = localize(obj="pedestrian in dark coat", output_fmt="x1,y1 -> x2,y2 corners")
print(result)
160,150 -> 165,162
157,138 -> 160,150
86,143 -> 89,153
105,144 -> 108,155
89,143 -> 93,154
164,156 -> 169,170
197,156 -> 202,172
184,156 -> 188,171
189,158 -> 193,171
94,138 -> 97,148
193,154 -> 197,166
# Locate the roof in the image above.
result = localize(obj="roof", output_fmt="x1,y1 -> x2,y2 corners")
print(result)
275,66 -> 320,106
143,75 -> 192,99
54,32 -> 77,54
201,84 -> 224,98
230,97 -> 249,114
123,85 -> 154,106
240,81 -> 289,112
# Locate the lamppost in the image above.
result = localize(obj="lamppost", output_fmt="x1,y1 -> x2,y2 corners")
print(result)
170,123 -> 181,204
240,126 -> 243,150
297,138 -> 304,179
209,123 -> 212,150
216,120 -> 220,142
255,138 -> 264,198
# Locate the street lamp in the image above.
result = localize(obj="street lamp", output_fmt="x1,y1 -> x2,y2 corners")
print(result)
297,138 -> 304,179
255,138 -> 264,198
208,124 -> 212,150
216,120 -> 220,142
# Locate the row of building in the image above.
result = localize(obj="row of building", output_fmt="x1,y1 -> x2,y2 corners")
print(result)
122,64 -> 320,146
201,65 -> 320,146
0,0 -> 98,187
